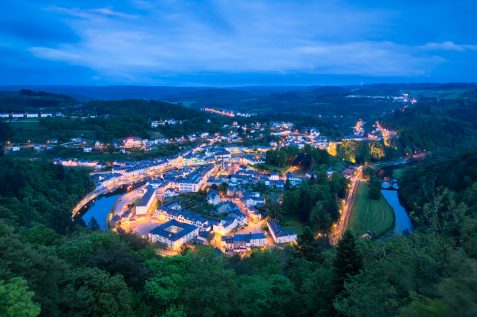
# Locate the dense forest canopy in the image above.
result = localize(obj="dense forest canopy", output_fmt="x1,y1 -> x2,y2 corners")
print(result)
383,98 -> 477,152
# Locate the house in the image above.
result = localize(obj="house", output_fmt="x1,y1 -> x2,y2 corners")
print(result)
149,219 -> 199,249
123,137 -> 143,149
267,220 -> 297,244
213,148 -> 232,161
163,188 -> 178,199
241,154 -> 265,165
206,189 -> 221,205
343,169 -> 354,179
269,173 -> 280,181
266,179 -> 285,189
83,147 -> 93,153
159,206 -> 211,230
213,217 -> 239,235
196,231 -> 211,244
243,193 -> 265,208
136,185 -> 157,216
247,207 -> 262,223
12,146 -> 20,152
221,232 -> 267,252
176,164 -> 216,193
249,232 -> 267,247
215,201 -> 242,216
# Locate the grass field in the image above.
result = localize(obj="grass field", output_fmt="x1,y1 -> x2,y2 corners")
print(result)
281,214 -> 305,235
349,181 -> 394,236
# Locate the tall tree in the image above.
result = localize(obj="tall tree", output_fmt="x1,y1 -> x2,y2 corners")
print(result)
333,230 -> 363,294
0,277 -> 40,317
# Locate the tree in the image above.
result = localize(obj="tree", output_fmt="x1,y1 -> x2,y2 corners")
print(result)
295,226 -> 315,259
218,182 -> 228,195
309,201 -> 336,233
88,216 -> 100,230
236,274 -> 299,316
333,231 -> 363,294
259,202 -> 283,220
368,177 -> 381,200
302,267 -> 335,316
59,268 -> 134,317
0,277 -> 40,317
399,257 -> 477,317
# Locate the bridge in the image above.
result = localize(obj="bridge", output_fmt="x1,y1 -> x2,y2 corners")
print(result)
72,143 -> 209,219
72,162 -> 178,218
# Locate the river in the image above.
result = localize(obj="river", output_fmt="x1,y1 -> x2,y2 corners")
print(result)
81,194 -> 121,231
381,190 -> 413,235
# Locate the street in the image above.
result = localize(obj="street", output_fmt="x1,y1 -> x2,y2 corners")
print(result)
330,165 -> 363,245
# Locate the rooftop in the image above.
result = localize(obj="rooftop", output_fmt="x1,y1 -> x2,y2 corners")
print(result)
149,219 -> 198,242
137,185 -> 156,207
268,220 -> 295,237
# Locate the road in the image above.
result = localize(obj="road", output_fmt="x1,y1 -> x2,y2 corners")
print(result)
330,165 -> 363,245
72,144 -> 208,218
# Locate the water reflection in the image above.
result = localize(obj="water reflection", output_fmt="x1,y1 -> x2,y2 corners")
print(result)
81,194 -> 121,231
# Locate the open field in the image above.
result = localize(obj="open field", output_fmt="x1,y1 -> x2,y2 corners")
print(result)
281,214 -> 305,235
349,181 -> 394,236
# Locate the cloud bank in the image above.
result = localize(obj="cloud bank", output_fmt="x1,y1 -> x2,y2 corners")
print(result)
1,0 -> 477,84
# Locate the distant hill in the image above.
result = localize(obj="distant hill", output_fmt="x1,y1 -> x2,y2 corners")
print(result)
0,89 -> 76,112
1,83 -> 476,127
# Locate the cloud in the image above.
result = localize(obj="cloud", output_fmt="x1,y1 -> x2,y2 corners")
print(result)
420,41 -> 477,52
2,0 -> 477,84
27,1 -> 446,82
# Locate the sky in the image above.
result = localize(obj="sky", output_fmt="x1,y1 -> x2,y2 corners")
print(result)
1,0 -> 477,86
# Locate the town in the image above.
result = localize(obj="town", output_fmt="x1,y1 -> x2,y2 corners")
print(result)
1,92 -> 420,255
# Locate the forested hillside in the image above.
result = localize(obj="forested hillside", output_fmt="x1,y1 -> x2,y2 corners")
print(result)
383,98 -> 477,152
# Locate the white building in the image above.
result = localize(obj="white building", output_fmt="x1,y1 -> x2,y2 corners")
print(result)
149,219 -> 199,249
213,217 -> 239,235
221,233 -> 267,252
123,137 -> 143,149
136,185 -> 157,216
176,164 -> 216,193
267,220 -> 297,244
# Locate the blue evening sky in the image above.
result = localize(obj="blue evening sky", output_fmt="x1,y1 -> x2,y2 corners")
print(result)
1,0 -> 476,86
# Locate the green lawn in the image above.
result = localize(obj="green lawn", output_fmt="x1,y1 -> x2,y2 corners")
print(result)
281,214 -> 305,235
349,182 -> 394,236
